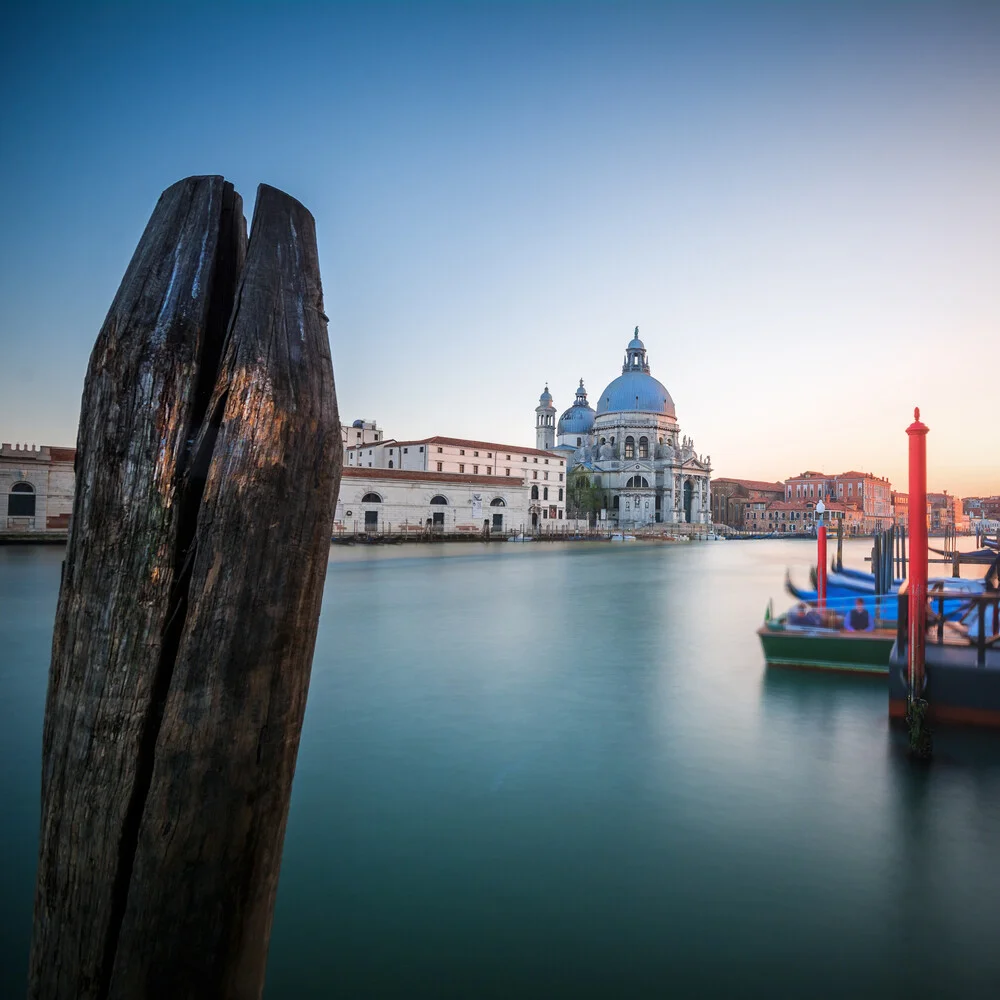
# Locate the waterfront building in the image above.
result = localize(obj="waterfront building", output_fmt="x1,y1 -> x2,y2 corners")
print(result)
346,436 -> 567,527
1,443 -> 75,538
335,467 -> 531,536
710,478 -> 786,528
549,329 -> 712,526
927,491 -> 966,533
964,496 -> 1000,530
891,491 -> 909,528
742,498 -> 860,534
785,470 -> 893,533
834,471 -> 893,532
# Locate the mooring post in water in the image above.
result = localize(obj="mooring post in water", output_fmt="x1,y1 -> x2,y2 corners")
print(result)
906,407 -> 931,758
28,176 -> 341,999
815,501 -> 827,609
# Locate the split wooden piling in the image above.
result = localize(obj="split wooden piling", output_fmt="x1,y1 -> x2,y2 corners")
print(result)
28,177 -> 340,1000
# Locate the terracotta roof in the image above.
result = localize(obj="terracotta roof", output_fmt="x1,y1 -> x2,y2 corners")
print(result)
341,467 -> 517,488
711,477 -> 785,492
347,436 -> 561,460
837,470 -> 890,481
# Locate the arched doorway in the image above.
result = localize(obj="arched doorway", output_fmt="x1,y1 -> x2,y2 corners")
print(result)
361,492 -> 381,530
430,494 -> 448,529
490,497 -> 505,532
683,480 -> 694,523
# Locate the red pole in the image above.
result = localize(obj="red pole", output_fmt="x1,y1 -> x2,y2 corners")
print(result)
817,522 -> 827,608
907,407 -> 929,699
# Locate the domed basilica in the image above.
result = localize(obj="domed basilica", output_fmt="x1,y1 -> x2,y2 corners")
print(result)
535,328 -> 711,526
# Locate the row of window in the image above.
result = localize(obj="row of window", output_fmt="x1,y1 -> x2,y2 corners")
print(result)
450,447 -> 560,467
360,493 -> 507,507
529,487 -> 563,501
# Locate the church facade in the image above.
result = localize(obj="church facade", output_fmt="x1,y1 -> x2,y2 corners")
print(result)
537,329 -> 712,527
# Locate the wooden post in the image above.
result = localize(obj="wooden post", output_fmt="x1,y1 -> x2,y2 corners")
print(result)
29,178 -> 340,999
906,407 -> 931,758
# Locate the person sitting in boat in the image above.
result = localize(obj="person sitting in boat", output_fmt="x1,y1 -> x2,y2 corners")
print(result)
787,603 -> 810,626
844,598 -> 873,632
788,602 -> 824,627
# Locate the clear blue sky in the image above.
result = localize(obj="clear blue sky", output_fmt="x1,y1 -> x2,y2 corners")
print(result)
2,1 -> 997,495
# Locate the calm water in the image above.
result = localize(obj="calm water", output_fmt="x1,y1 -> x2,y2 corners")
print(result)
3,539 -> 1000,998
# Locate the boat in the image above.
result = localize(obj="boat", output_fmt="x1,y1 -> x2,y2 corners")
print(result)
758,598 -> 895,675
784,568 -> 981,624
609,532 -> 636,542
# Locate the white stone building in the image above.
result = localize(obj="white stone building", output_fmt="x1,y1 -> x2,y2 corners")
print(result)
341,419 -> 383,451
335,467 -> 532,536
346,435 -> 567,527
545,329 -> 712,527
1,442 -> 76,536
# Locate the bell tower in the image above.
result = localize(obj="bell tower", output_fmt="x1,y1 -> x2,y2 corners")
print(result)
535,385 -> 556,450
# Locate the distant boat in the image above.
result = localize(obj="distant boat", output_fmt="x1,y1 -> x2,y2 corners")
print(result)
506,535 -> 534,543
609,532 -> 636,542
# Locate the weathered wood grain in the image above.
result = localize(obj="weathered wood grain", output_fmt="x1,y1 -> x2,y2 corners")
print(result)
29,175 -> 246,1000
29,179 -> 340,1000
107,184 -> 341,999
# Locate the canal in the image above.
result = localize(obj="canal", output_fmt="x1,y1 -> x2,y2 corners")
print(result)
2,539 -> 999,997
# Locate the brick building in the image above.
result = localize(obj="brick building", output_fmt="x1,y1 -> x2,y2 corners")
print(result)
710,477 -> 786,528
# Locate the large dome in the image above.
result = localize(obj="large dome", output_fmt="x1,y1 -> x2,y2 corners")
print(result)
596,329 -> 676,417
596,370 -> 676,417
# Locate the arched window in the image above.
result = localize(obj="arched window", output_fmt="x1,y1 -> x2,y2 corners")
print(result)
624,436 -> 635,459
531,485 -> 539,500
625,476 -> 650,488
430,495 -> 448,505
638,436 -> 649,458
543,487 -> 549,500
600,437 -> 606,445
361,492 -> 382,503
613,495 -> 620,509
388,460 -> 394,468
558,488 -> 563,501
8,482 -> 35,517
490,497 -> 506,507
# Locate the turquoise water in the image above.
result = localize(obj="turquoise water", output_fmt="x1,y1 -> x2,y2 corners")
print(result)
3,539 -> 1000,998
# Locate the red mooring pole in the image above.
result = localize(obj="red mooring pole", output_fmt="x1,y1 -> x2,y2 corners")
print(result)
907,408 -> 929,700
817,519 -> 827,609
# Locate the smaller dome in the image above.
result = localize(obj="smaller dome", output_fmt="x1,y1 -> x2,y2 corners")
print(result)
557,378 -> 596,436
352,419 -> 365,428
538,384 -> 553,406
627,326 -> 644,351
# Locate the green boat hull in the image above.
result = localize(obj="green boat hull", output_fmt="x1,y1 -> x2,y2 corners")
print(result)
757,625 -> 894,675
